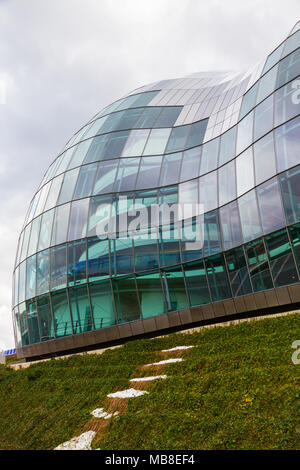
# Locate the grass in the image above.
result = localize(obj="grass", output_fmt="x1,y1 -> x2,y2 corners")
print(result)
0,313 -> 299,450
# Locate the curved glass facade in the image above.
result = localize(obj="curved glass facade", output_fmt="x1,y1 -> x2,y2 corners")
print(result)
12,23 -> 300,357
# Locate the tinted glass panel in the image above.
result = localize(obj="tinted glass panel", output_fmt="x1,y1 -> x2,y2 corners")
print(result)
219,126 -> 237,165
205,254 -> 231,301
200,138 -> 219,174
183,260 -> 210,306
89,281 -> 116,329
73,163 -> 97,199
161,266 -> 188,312
113,277 -> 140,323
275,116 -> 300,172
180,147 -> 201,182
239,190 -> 262,242
50,244 -> 67,291
254,95 -> 274,141
236,111 -> 254,155
220,200 -> 243,251
279,165 -> 300,224
68,199 -> 89,241
51,290 -> 72,337
136,271 -> 165,317
245,239 -> 273,291
143,128 -> 171,155
257,177 -> 285,234
87,237 -> 110,280
254,132 -> 277,185
165,125 -> 190,153
265,229 -> 298,287
136,156 -> 162,190
67,239 -> 87,286
218,160 -> 236,206
236,147 -> 254,197
69,286 -> 93,334
93,160 -> 118,195
225,247 -> 252,296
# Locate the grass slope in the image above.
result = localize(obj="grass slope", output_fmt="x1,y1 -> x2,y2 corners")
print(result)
0,314 -> 299,450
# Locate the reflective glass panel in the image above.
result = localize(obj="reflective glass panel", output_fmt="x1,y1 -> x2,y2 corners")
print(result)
199,171 -> 218,213
51,290 -> 72,337
279,165 -> 300,224
257,177 -> 285,234
219,126 -> 237,165
69,285 -> 93,334
50,244 -> 67,291
73,163 -> 97,199
143,128 -> 171,155
136,156 -> 162,190
113,276 -> 140,323
236,111 -> 254,155
67,239 -> 87,286
200,138 -> 219,174
205,254 -> 231,301
245,239 -> 273,291
122,129 -> 150,157
225,247 -> 252,296
275,116 -> 300,172
37,296 -> 54,342
68,198 -> 89,241
265,229 -> 299,287
254,95 -> 274,141
88,237 -> 110,280
36,249 -> 50,296
180,147 -> 201,182
161,266 -> 188,312
218,160 -> 236,206
160,153 -> 182,187
236,147 -> 254,197
254,132 -> 277,185
165,125 -> 191,153
51,203 -> 70,246
89,281 -> 116,329
238,189 -> 262,242
183,260 -> 210,306
58,167 -> 80,204
114,158 -> 139,192
136,271 -> 165,317
220,200 -> 243,251
93,160 -> 118,195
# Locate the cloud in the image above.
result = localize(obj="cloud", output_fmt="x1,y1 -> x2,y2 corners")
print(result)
0,0 -> 298,349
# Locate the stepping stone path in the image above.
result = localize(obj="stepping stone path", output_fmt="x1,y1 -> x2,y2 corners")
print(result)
55,345 -> 193,450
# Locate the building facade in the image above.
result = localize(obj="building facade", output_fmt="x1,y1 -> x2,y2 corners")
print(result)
13,22 -> 300,359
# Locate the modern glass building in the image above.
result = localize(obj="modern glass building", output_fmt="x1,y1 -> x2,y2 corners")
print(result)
13,22 -> 300,359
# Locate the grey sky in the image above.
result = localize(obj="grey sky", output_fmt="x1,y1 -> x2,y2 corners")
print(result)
0,0 -> 299,349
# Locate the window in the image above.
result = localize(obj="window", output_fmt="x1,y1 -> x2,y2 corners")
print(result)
27,216 -> 41,257
27,300 -> 40,344
179,179 -> 199,206
26,255 -> 36,300
130,90 -> 159,107
68,199 -> 89,241
55,148 -> 75,175
275,116 -> 300,172
136,271 -> 165,317
35,182 -> 51,216
275,82 -> 300,127
159,153 -> 182,187
73,163 -> 97,199
143,128 -> 171,155
44,174 -> 64,211
133,230 -> 159,272
256,64 -> 278,104
87,237 -> 110,280
84,134 -> 109,164
220,200 -> 243,251
180,147 -> 201,182
68,140 -> 92,170
67,239 -> 87,286
236,111 -> 254,155
89,281 -> 116,329
114,107 -> 143,130
159,224 -> 181,267
102,130 -> 130,160
165,125 -> 191,153
185,119 -> 208,148
265,229 -> 299,287
58,167 -> 80,204
93,160 -> 118,195
37,296 -> 54,342
18,262 -> 26,304
38,209 -> 54,251
136,156 -> 162,190
20,223 -> 31,262
219,126 -> 237,165
154,107 -> 182,127
203,210 -> 222,257
51,290 -> 72,337
257,177 -> 285,234
236,147 -> 254,197
282,29 -> 300,57
50,244 -> 67,291
69,286 -> 93,334
263,43 -> 284,74
199,171 -> 218,213
114,158 -> 139,192
136,107 -> 162,128
200,138 -> 219,174
279,165 -> 300,224
183,260 -> 210,306
276,48 -> 300,89
205,254 -> 231,301
225,247 -> 252,297
245,239 -> 273,291
254,95 -> 274,141
254,132 -> 277,185
51,203 -> 71,246
238,190 -> 262,242
239,82 -> 258,120
180,217 -> 203,262
113,276 -> 140,323
110,237 -> 134,275
122,129 -> 150,156
218,160 -> 236,206
36,249 -> 50,296
87,194 -> 112,237
161,266 -> 188,312
288,224 -> 300,272
99,110 -> 124,133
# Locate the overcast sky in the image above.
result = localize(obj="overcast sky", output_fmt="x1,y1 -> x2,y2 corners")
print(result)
0,0 -> 299,350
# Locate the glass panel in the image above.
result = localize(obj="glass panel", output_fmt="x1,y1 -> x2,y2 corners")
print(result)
218,160 -> 236,206
50,244 -> 67,291
265,229 -> 298,287
38,209 -> 54,251
93,160 -> 118,195
183,260 -> 210,306
165,125 -> 190,153
27,300 -> 40,344
136,271 -> 165,317
51,290 -> 72,337
110,237 -> 134,275
25,255 -> 36,300
133,229 -> 159,272
205,254 -> 231,301
275,116 -> 300,172
114,158 -> 139,192
154,106 -> 182,127
55,148 -> 75,176
18,303 -> 29,346
219,126 -> 237,165
239,83 -> 258,120
35,182 -> 51,216
58,167 -> 80,204
73,163 -> 97,199
68,140 -> 92,170
84,134 -> 109,164
88,237 -> 110,280
36,249 -> 50,296
143,128 -> 171,155
220,200 -> 243,251
288,223 -> 300,272
18,261 -> 26,304
114,107 -> 143,130
51,203 -> 70,246
245,239 -> 273,291
257,177 -> 285,234
102,130 -> 130,160
225,247 -> 252,296
179,179 -> 198,206
180,147 -> 201,182
27,216 -> 41,257
236,147 -> 254,197
200,138 -> 219,174
275,81 -> 300,127
20,224 -> 31,262
256,64 -> 278,104
254,95 -> 274,141
89,281 -> 116,329
44,174 -> 64,211
180,217 -> 203,262
236,111 -> 254,155
159,224 -> 181,267
161,266 -> 188,311
159,153 -> 182,186
203,210 -> 221,257
82,116 -> 108,140
87,194 -> 112,238
199,171 -> 218,213
136,156 -> 162,190
238,189 -> 262,242
279,165 -> 300,224
67,239 -> 87,286
254,131 -> 277,185
186,119 -> 208,148
134,190 -> 158,229
69,285 -> 93,334
283,29 -> 300,57
263,43 -> 284,74
122,129 -> 150,156
37,296 -> 54,342
136,107 -> 162,128
113,276 -> 140,323
68,198 -> 89,241
276,48 -> 300,89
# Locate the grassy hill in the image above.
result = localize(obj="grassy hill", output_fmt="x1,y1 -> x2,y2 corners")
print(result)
0,313 -> 299,450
